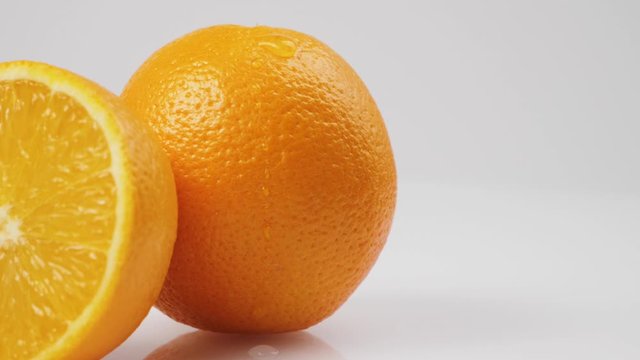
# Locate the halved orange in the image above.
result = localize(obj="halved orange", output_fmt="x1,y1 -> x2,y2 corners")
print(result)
0,61 -> 177,359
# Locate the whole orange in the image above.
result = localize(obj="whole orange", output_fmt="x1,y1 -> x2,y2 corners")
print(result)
122,25 -> 396,333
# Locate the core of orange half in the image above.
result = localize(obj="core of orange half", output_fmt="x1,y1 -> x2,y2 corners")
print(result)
0,61 -> 177,360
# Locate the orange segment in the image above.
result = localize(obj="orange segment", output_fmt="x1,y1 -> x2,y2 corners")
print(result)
0,62 -> 177,360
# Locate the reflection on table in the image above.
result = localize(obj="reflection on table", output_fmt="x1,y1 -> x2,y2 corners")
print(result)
145,330 -> 346,360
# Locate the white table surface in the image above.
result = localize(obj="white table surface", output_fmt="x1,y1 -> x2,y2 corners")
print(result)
105,182 -> 640,359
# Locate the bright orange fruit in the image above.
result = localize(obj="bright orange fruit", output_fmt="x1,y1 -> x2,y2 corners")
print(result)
0,61 -> 177,359
122,25 -> 396,333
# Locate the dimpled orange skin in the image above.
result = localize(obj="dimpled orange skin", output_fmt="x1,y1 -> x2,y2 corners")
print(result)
121,25 -> 396,333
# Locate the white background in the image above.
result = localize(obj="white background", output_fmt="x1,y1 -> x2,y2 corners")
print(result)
2,1 -> 640,359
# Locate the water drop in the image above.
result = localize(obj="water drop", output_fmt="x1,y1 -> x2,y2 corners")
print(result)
258,36 -> 297,58
249,345 -> 279,358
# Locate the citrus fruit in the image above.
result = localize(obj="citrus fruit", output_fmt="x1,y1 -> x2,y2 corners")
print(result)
122,25 -> 396,333
0,61 -> 177,359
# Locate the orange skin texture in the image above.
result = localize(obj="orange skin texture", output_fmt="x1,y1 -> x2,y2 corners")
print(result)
122,25 -> 396,333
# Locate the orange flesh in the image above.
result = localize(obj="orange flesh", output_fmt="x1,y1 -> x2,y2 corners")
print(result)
0,80 -> 115,359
